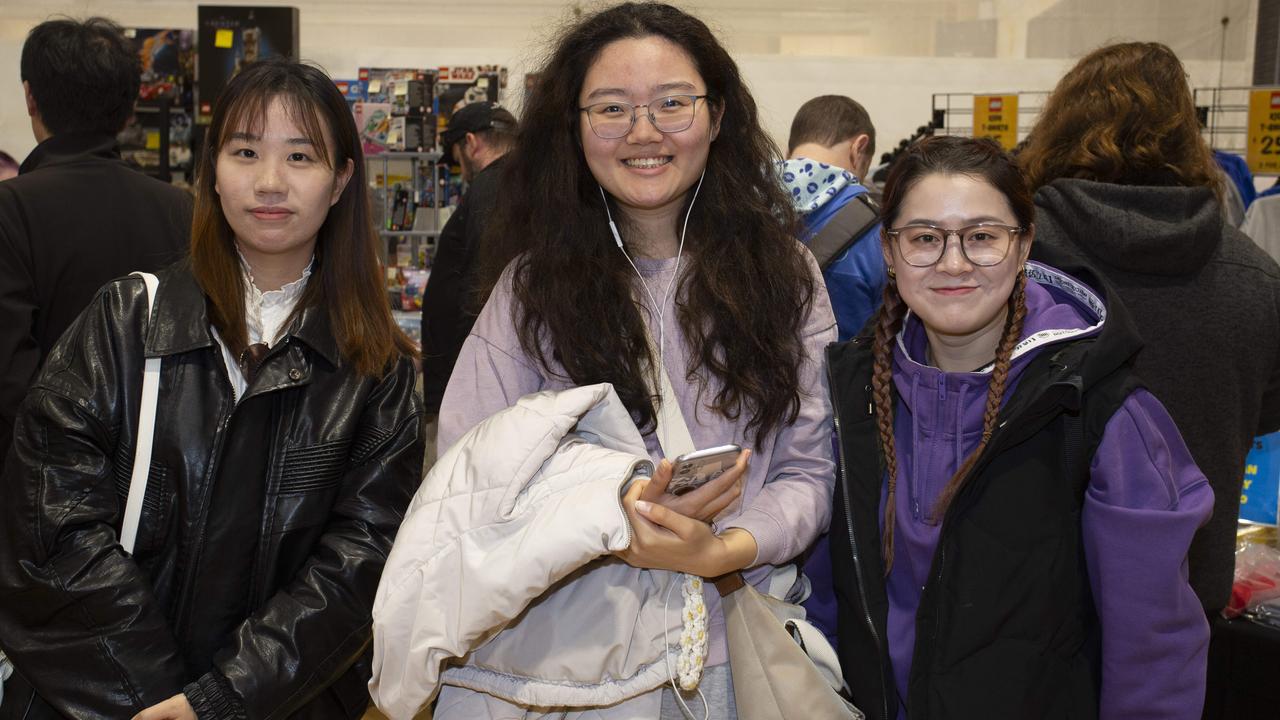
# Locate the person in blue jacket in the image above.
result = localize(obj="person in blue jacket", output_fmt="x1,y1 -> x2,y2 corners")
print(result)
782,95 -> 885,340
783,95 -> 884,647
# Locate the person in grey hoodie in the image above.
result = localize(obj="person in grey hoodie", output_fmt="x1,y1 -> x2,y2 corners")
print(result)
1021,41 -> 1280,615
827,135 -> 1210,720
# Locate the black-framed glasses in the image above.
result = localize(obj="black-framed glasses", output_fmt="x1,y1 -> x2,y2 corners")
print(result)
579,94 -> 709,139
885,223 -> 1024,267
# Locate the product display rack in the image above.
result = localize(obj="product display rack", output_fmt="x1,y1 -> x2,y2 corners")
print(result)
120,27 -> 196,187
929,91 -> 1047,143
367,150 -> 443,348
1194,85 -> 1280,176
367,150 -> 443,261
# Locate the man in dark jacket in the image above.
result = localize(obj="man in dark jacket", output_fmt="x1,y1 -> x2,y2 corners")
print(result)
0,17 -> 191,464
420,101 -> 516,465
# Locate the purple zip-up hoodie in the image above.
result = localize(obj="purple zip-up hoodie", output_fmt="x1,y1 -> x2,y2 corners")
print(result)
885,263 -> 1212,720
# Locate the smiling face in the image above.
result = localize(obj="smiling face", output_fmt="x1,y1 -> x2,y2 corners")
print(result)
214,96 -> 352,279
885,172 -> 1032,357
578,35 -> 719,224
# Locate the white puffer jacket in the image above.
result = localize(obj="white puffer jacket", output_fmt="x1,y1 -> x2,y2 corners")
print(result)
370,384 -> 687,719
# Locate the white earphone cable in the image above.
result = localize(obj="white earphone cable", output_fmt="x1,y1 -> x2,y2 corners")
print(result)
599,168 -> 706,452
601,170 -> 711,712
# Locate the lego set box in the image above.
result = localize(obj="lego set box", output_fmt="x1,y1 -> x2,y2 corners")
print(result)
196,5 -> 300,123
353,68 -> 439,153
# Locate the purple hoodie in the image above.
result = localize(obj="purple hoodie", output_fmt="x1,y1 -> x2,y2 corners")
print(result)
885,263 -> 1212,720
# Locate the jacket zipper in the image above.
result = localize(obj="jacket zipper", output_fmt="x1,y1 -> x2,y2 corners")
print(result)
921,411 -> 1018,717
828,352 -> 892,720
617,463 -> 639,550
173,348 -> 241,641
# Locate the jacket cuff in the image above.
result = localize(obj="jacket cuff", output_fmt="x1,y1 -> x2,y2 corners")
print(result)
724,505 -> 788,567
183,672 -> 248,720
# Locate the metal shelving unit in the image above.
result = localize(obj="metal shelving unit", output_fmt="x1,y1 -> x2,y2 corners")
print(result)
930,91 -> 1048,143
366,150 -> 444,268
366,150 -> 445,349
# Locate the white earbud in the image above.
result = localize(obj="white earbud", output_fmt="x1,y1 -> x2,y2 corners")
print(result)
599,185 -> 625,249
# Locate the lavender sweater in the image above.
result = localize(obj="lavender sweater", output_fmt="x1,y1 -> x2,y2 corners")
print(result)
885,274 -> 1212,720
438,253 -> 838,667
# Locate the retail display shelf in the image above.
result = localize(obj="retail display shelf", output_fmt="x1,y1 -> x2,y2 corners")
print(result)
368,150 -> 443,162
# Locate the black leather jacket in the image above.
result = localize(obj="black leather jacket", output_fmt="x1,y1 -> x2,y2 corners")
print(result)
0,265 -> 424,719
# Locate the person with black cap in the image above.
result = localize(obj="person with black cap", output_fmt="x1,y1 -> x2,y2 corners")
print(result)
421,101 -> 518,465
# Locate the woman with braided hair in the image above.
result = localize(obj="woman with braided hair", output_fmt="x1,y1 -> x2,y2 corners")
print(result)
823,135 -> 1211,720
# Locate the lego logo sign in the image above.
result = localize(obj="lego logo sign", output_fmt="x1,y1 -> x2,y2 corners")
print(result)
1272,92 -> 1280,109
973,94 -> 1018,150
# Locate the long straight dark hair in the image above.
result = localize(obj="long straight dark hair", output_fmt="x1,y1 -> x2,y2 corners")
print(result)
190,58 -> 414,377
479,2 -> 815,445
874,135 -> 1033,571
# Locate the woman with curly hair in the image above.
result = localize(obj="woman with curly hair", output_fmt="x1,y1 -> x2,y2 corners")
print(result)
1021,41 -> 1280,617
827,135 -> 1210,719
427,2 -> 837,718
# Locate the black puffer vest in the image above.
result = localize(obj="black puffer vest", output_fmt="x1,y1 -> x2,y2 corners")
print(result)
827,265 -> 1143,720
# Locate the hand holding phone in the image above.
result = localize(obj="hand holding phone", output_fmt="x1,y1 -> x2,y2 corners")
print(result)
668,444 -> 742,496
637,445 -> 750,524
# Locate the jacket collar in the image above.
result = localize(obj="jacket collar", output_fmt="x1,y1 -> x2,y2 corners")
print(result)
19,132 -> 120,174
147,264 -> 342,367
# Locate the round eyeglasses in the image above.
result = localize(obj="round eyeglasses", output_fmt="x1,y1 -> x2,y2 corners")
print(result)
885,223 -> 1024,267
579,94 -> 709,140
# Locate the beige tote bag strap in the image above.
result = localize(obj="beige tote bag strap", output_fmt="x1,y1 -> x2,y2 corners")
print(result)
639,312 -> 696,459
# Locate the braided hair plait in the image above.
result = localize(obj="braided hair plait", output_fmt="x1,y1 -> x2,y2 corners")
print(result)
928,269 -> 1029,522
872,277 -> 907,574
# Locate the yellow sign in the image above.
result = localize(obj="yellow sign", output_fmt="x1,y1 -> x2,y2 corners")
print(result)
214,29 -> 234,49
1247,88 -> 1280,175
145,130 -> 161,151
974,94 -> 1018,150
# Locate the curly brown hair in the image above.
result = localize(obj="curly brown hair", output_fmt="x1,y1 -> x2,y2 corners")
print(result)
1019,42 -> 1220,194
873,135 -> 1032,572
476,2 -> 815,446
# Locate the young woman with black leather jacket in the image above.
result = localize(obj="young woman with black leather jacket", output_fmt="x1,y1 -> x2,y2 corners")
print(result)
0,59 -> 424,719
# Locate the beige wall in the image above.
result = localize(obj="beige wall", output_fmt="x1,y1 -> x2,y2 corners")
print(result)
0,0 -> 1259,167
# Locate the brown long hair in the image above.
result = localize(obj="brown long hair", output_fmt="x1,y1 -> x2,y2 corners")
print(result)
478,3 -> 815,446
190,58 -> 414,377
1019,42 -> 1221,194
874,135 -> 1032,571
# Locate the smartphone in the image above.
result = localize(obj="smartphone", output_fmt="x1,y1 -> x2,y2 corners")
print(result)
668,444 -> 742,496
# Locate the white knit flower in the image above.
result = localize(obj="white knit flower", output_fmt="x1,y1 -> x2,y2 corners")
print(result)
676,573 -> 708,690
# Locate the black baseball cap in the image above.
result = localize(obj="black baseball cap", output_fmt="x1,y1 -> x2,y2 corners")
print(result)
441,101 -> 517,162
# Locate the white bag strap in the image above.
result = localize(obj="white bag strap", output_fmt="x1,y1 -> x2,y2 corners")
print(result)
640,323 -> 695,459
120,272 -> 161,556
